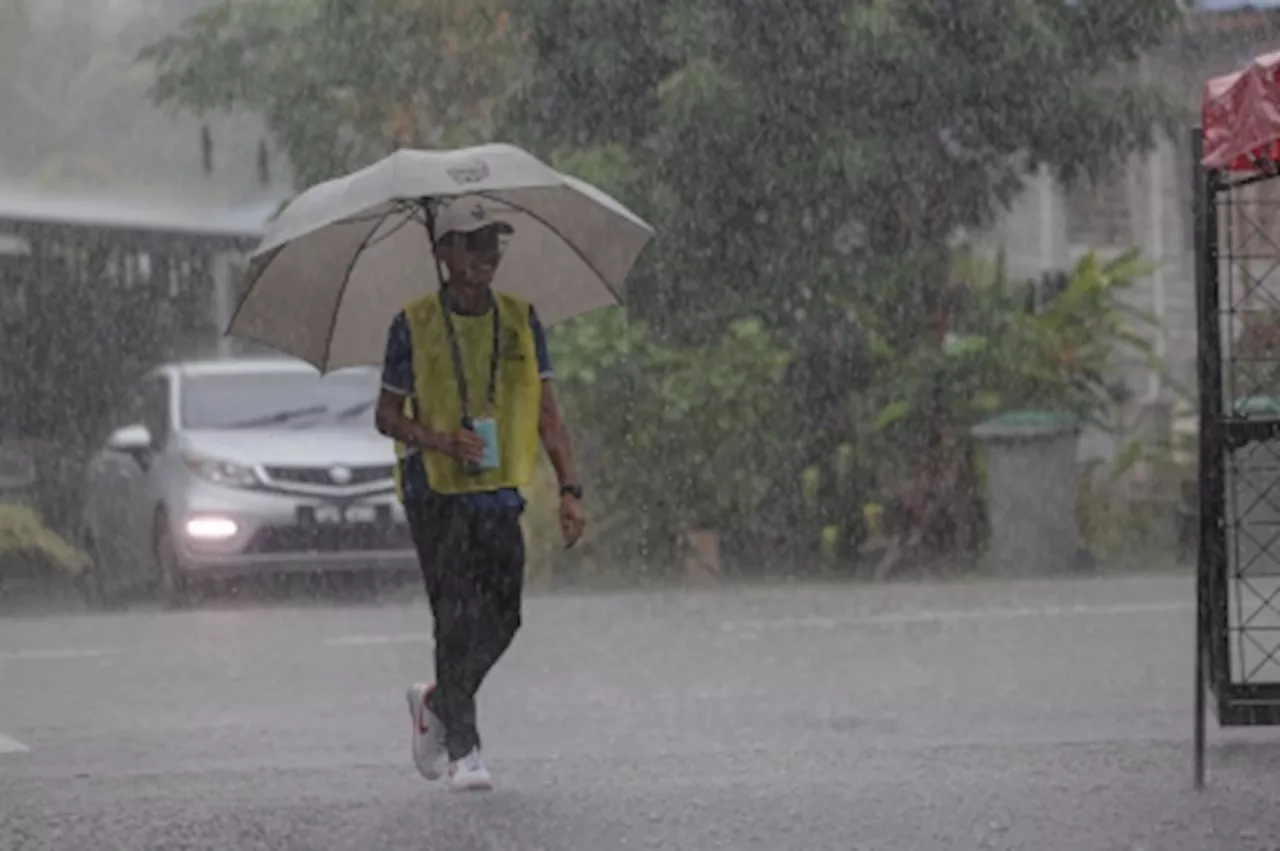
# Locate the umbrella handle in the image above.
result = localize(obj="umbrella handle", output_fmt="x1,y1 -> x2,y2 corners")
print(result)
421,196 -> 440,242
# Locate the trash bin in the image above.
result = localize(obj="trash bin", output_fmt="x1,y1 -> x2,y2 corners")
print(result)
972,411 -> 1082,576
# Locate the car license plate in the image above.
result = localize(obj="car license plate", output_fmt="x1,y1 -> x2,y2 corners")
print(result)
345,504 -> 377,523
306,504 -> 378,525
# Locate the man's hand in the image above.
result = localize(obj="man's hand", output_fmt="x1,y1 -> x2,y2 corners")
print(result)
373,392 -> 487,462
445,429 -> 486,463
560,492 -> 586,548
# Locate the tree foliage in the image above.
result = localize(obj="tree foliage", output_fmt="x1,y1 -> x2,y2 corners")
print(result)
506,0 -> 1184,334
141,0 -> 527,188
544,248 -> 1159,572
547,309 -> 794,566
496,0 -> 1184,566
863,251 -> 1157,492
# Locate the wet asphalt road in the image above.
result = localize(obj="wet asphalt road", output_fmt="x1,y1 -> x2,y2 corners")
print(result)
2,573 -> 1279,851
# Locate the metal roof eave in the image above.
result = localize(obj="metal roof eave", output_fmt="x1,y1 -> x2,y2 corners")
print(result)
0,190 -> 277,246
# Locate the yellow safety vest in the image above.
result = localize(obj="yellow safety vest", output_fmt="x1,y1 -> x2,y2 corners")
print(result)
394,291 -> 541,496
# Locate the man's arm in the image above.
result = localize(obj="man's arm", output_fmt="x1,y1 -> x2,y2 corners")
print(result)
375,389 -> 458,455
538,380 -> 578,489
530,307 -> 585,546
529,306 -> 578,489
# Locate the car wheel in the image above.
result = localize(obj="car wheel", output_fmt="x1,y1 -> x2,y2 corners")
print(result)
154,520 -> 192,609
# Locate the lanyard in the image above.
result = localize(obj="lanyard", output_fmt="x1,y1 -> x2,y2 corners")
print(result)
439,291 -> 501,425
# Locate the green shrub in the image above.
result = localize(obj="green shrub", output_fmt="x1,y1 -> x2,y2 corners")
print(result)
547,308 -> 794,570
0,503 -> 91,579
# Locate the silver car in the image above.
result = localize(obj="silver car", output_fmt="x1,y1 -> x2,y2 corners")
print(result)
80,357 -> 418,605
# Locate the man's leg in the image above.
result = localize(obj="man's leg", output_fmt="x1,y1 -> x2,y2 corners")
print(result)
406,496 -> 479,758
407,499 -> 525,764
405,496 -> 448,605
430,505 -> 525,761
403,497 -> 458,779
455,507 -> 526,719
418,499 -> 488,761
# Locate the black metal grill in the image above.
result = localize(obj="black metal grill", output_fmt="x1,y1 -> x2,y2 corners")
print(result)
263,464 -> 394,487
1193,124 -> 1280,787
245,522 -> 413,554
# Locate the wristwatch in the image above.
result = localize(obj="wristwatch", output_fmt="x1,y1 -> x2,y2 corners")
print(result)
560,484 -> 584,500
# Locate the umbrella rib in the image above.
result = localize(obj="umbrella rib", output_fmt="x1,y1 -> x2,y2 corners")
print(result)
365,210 -> 421,249
226,243 -> 287,338
476,191 -> 626,302
319,204 -> 399,371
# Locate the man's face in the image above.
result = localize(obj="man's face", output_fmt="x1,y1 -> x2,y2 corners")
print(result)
439,226 -> 505,293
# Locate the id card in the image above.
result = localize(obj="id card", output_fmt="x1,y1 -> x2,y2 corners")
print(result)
471,417 -> 500,471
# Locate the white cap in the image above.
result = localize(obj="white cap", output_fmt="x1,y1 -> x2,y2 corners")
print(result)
433,197 -> 516,241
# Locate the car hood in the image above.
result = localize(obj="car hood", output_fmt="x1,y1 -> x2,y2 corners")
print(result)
180,428 -> 397,468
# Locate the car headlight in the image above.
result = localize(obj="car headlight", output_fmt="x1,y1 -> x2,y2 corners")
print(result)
182,454 -> 259,489
185,516 -> 239,540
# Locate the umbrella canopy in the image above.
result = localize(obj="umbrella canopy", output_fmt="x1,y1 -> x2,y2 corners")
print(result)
1202,49 -> 1280,171
227,144 -> 655,371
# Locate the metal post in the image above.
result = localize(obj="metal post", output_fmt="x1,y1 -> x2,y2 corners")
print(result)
1195,594 -> 1207,791
1143,54 -> 1167,406
1146,136 -> 1167,404
1191,126 -> 1207,791
1190,125 -> 1217,790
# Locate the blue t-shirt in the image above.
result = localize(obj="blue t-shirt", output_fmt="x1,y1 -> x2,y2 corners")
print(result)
381,302 -> 554,507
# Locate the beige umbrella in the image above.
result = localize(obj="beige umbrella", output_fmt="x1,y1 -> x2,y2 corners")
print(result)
228,143 -> 655,371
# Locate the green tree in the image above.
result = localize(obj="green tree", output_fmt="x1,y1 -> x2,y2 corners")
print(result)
546,308 -> 796,574
507,0 -> 1182,334
502,0 -> 1183,566
140,0 -> 528,188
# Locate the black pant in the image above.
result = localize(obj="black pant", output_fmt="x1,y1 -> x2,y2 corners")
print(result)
405,494 -> 525,760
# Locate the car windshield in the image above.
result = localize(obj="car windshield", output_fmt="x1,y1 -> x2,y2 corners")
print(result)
180,369 -> 380,430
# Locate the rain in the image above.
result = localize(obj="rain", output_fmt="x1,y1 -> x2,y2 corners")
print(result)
3,0 -> 1280,848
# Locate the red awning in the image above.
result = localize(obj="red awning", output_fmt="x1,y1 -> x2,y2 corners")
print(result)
1203,50 -> 1280,171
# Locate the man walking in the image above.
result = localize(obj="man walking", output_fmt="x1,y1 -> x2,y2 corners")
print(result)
375,199 -> 586,792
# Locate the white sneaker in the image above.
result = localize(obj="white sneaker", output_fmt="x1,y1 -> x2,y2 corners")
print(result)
446,748 -> 493,792
406,683 -> 448,781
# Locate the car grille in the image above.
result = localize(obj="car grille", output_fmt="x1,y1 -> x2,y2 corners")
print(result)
263,464 -> 394,487
245,522 -> 414,554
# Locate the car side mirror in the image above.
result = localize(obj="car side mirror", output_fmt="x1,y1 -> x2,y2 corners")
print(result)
106,423 -> 153,454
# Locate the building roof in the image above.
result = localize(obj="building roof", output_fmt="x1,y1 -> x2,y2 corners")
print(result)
168,357 -> 377,378
1197,0 -> 1280,9
0,188 -> 279,241
171,357 -> 316,376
